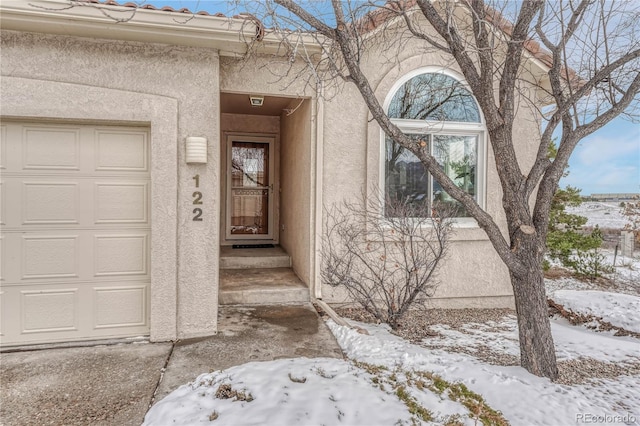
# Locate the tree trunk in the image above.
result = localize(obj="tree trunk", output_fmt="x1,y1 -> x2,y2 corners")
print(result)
510,258 -> 559,380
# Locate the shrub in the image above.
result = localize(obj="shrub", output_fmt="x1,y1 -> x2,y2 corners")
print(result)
572,227 -> 614,280
546,186 -> 599,265
322,192 -> 453,329
546,185 -> 611,277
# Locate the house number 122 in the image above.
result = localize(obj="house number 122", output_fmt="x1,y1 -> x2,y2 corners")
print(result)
192,174 -> 203,221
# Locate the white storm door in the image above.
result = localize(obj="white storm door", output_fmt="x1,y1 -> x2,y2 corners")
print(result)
226,136 -> 275,240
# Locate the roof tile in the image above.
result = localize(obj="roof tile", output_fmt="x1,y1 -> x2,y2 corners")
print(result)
356,0 -> 580,85
79,0 -> 215,16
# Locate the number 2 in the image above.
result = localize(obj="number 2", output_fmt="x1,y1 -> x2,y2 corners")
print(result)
192,191 -> 203,205
193,208 -> 203,221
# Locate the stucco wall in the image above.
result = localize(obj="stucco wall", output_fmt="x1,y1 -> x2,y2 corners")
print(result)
319,18 -> 543,308
0,30 -> 221,340
219,56 -> 313,99
280,99 -> 313,285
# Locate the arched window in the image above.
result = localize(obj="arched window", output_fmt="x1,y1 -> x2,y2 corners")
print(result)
384,70 -> 484,218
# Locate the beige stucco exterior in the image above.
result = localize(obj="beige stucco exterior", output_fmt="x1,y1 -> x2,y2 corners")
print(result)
314,14 -> 544,308
1,29 -> 220,342
0,1 -> 547,346
279,99 -> 314,286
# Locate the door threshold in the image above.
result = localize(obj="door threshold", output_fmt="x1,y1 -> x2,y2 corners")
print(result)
232,243 -> 275,249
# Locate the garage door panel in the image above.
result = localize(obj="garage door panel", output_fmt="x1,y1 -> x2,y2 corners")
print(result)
21,288 -> 79,333
1,121 -> 151,346
3,231 -> 83,283
94,284 -> 147,329
95,182 -> 149,224
7,230 -> 151,284
1,281 -> 150,345
22,235 -> 79,280
95,129 -> 148,172
95,233 -> 149,277
23,125 -> 81,171
1,233 -> 18,283
23,182 -> 80,224
2,177 -> 87,227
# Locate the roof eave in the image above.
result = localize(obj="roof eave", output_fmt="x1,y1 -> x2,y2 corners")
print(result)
0,0 -> 322,56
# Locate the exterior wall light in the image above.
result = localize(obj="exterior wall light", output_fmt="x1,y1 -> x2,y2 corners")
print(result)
185,136 -> 207,164
249,95 -> 264,107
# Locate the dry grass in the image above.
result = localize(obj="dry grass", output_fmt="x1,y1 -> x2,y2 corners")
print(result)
544,267 -> 574,280
214,384 -> 254,402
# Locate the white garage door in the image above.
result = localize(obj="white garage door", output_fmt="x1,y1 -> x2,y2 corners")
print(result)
0,121 -> 151,346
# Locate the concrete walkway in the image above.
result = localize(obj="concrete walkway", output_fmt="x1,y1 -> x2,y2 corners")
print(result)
0,303 -> 343,426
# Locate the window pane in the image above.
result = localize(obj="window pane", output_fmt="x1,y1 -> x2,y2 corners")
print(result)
384,134 -> 430,217
388,73 -> 480,123
384,134 -> 478,218
230,142 -> 269,235
432,135 -> 477,217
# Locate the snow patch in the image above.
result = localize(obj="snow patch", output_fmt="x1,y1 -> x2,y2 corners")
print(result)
551,290 -> 640,333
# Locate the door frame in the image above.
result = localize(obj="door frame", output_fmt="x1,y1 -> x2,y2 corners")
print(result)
225,134 -> 276,241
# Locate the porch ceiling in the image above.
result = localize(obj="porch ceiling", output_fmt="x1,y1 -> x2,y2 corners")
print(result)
221,93 -> 299,116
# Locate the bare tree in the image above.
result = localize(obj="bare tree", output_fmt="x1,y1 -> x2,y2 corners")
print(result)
322,193 -> 454,329
245,0 -> 640,380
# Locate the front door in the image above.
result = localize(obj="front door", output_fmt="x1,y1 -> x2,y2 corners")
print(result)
226,136 -> 275,240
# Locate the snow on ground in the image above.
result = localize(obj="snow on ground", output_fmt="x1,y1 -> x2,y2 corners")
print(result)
145,199 -> 640,425
601,249 -> 640,272
545,249 -> 640,297
423,313 -> 640,364
567,202 -> 630,229
550,317 -> 640,363
333,319 -> 640,425
551,290 -> 640,333
145,357 -> 425,426
145,291 -> 640,426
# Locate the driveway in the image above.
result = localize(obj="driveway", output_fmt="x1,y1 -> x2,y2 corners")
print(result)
1,303 -> 343,426
1,342 -> 171,426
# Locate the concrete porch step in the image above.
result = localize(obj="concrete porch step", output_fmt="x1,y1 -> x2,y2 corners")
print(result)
219,267 -> 309,305
220,246 -> 291,269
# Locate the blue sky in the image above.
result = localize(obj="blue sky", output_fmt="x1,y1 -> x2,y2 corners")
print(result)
561,118 -> 639,195
146,0 -> 639,196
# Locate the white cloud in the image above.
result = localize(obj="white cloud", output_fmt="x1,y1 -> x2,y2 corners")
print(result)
561,128 -> 640,194
574,133 -> 639,166
563,162 -> 639,194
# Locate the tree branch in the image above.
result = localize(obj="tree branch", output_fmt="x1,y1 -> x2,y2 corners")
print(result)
274,0 -> 335,38
525,48 -> 640,196
393,4 -> 452,53
533,71 -> 640,232
499,0 -> 543,123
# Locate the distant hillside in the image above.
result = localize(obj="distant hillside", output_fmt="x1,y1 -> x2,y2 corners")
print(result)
567,202 -> 630,229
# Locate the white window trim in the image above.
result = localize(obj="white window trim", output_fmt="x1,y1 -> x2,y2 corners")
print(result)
379,67 -> 488,227
382,67 -> 479,113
